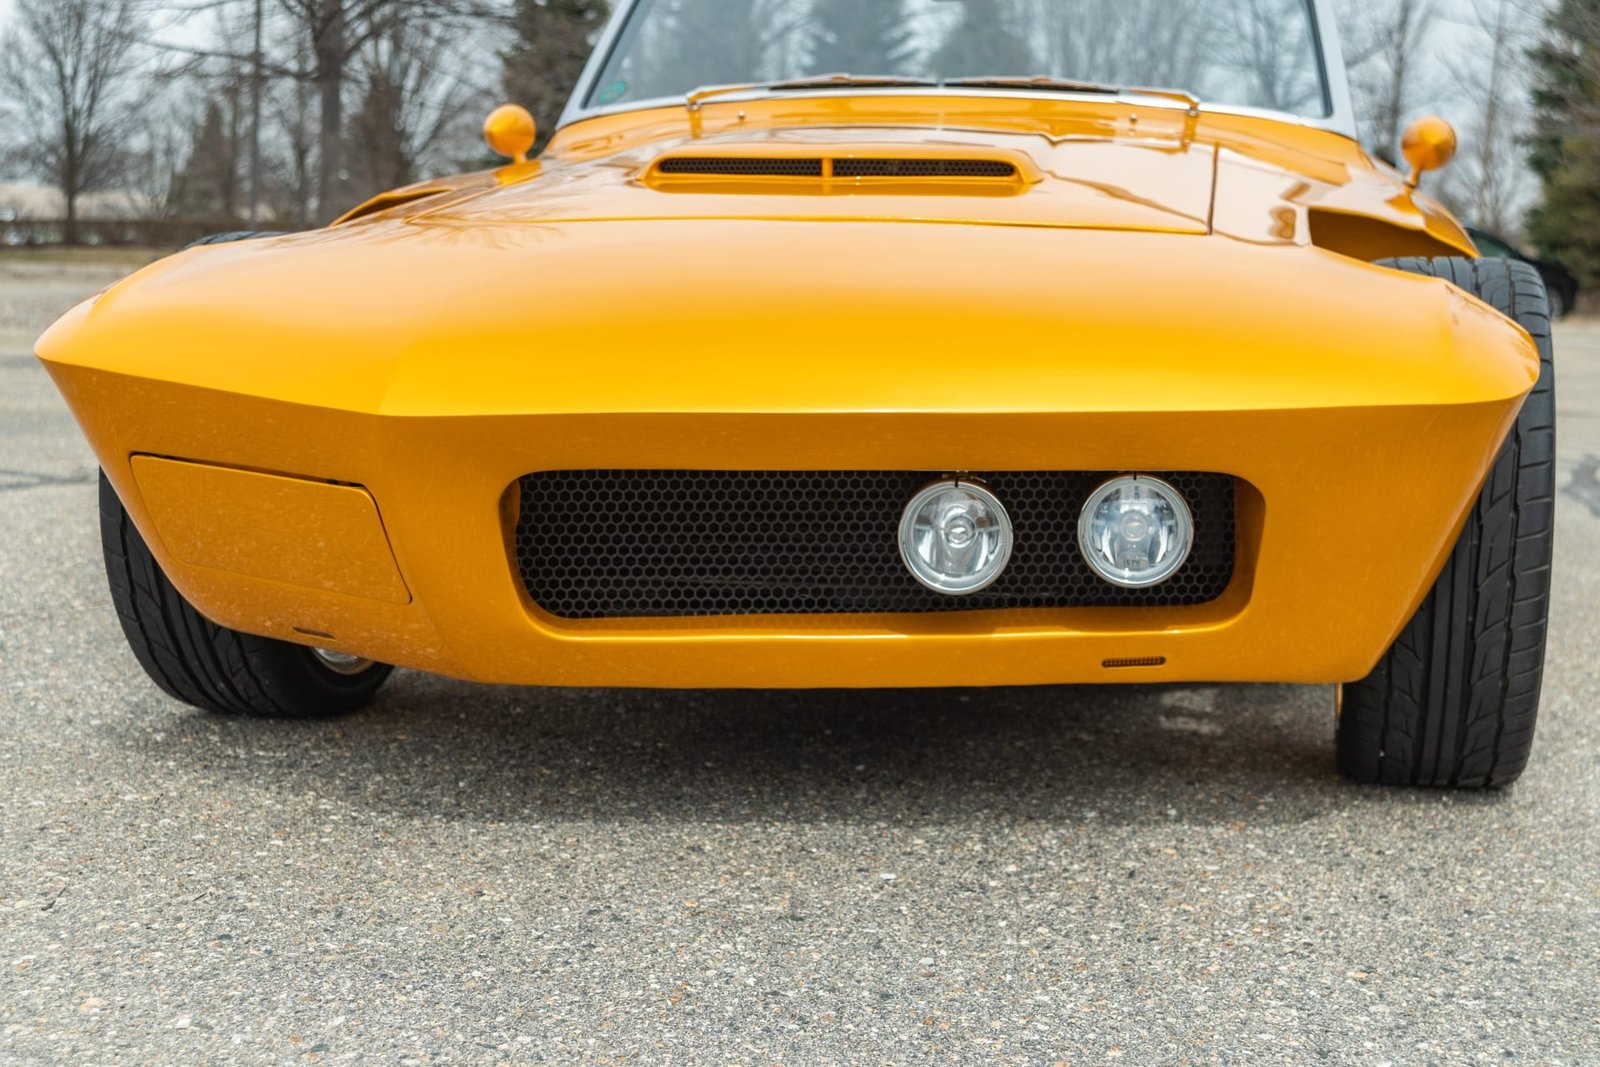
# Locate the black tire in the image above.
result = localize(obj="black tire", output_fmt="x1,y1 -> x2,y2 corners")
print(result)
1338,258 -> 1556,788
182,231 -> 285,249
100,472 -> 394,718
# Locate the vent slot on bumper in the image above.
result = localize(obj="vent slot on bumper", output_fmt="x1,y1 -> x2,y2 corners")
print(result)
515,470 -> 1235,620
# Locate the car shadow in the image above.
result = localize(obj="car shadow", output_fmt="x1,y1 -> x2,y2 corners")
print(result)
117,673 -> 1509,828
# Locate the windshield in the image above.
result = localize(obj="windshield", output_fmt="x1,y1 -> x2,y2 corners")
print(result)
586,0 -> 1329,118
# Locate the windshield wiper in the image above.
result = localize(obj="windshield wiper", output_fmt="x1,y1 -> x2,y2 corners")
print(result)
943,76 -> 1200,111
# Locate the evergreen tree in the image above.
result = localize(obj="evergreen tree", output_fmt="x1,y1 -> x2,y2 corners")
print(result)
168,98 -> 243,218
346,67 -> 411,200
928,0 -> 1036,78
1526,0 -> 1600,287
809,0 -> 915,76
502,0 -> 610,144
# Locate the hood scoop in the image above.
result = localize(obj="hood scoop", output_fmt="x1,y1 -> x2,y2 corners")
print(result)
646,147 -> 1033,193
427,133 -> 1215,234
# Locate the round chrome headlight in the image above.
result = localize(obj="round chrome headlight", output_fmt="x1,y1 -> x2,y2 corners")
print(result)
899,480 -> 1014,595
1078,475 -> 1194,588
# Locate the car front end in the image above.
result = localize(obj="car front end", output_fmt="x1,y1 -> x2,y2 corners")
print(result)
34,0 -> 1557,789
37,199 -> 1535,688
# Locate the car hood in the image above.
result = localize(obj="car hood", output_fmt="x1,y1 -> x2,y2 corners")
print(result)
337,104 -> 1471,262
38,214 -> 1532,421
416,123 -> 1217,235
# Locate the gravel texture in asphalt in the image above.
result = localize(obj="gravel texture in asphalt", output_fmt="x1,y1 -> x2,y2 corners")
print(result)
1,258 -> 1597,1064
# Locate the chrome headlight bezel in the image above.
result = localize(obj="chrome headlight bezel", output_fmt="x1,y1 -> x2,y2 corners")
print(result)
1077,475 -> 1195,589
898,479 -> 1015,596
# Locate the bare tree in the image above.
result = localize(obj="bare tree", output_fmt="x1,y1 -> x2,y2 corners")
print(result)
269,0 -> 502,222
808,0 -> 915,75
1036,0 -> 1212,92
502,0 -> 609,142
1343,0 -> 1438,162
124,96 -> 193,219
266,52 -> 321,227
347,14 -> 490,201
166,3 -> 261,219
275,0 -> 381,222
927,0 -> 1035,75
1210,0 -> 1325,114
0,0 -> 149,243
1441,0 -> 1536,231
622,0 -> 809,92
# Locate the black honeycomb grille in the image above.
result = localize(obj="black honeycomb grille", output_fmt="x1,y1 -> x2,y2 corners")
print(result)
833,158 -> 1017,178
515,470 -> 1235,620
657,157 -> 824,177
654,157 -> 1017,179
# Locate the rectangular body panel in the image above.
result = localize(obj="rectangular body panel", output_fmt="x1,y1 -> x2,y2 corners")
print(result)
131,456 -> 411,606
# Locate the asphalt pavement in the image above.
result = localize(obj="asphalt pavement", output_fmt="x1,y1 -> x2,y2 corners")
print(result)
1,256 -> 1597,1065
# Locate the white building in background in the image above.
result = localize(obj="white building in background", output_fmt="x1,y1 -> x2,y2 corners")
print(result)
0,183 -> 155,221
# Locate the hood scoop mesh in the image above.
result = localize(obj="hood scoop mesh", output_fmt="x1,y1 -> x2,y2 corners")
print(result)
835,158 -> 1016,178
658,157 -> 825,177
646,152 -> 1027,192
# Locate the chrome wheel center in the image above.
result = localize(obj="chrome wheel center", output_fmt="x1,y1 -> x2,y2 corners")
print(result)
312,648 -> 376,676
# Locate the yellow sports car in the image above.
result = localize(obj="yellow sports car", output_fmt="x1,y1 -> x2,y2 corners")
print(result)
37,0 -> 1554,789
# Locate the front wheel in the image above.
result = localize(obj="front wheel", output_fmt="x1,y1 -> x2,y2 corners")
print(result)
100,472 -> 394,717
1337,258 -> 1556,788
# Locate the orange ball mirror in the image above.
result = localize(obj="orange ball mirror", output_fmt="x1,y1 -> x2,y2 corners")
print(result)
484,104 -> 537,164
1401,116 -> 1458,188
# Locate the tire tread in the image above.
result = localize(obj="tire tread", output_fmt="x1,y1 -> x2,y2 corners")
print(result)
99,473 -> 390,718
1339,257 -> 1554,788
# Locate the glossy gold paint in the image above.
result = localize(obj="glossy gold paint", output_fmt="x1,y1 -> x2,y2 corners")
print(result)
484,103 -> 537,163
37,94 -> 1535,688
1402,115 -> 1459,187
131,456 -> 410,605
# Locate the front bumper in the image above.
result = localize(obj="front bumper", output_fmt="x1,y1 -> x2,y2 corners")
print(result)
46,371 -> 1522,689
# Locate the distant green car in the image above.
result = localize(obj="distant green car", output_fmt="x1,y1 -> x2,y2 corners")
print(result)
1470,227 -> 1579,318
